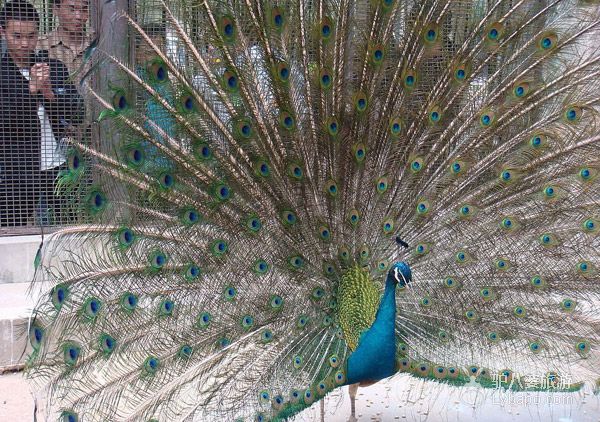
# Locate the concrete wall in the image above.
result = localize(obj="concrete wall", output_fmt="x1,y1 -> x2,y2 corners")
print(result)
0,235 -> 41,368
0,235 -> 40,284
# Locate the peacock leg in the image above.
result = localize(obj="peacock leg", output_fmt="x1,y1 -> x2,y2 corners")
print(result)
321,398 -> 325,422
348,382 -> 359,422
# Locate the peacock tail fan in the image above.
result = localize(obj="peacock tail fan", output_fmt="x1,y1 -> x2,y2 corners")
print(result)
26,0 -> 600,421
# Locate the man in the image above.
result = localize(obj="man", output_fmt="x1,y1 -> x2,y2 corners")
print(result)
38,0 -> 91,225
37,0 -> 90,78
0,0 -> 83,226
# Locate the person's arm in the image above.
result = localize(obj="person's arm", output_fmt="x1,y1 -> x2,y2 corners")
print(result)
0,59 -> 39,141
44,58 -> 85,126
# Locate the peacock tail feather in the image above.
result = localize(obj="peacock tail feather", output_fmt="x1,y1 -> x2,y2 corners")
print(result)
26,0 -> 600,421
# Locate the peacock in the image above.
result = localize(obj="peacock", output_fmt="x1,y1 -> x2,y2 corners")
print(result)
25,0 -> 600,421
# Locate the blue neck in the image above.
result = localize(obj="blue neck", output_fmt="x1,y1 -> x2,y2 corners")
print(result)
378,276 -> 397,328
345,276 -> 397,385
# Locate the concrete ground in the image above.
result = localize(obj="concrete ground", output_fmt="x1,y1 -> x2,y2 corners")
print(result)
0,372 -> 34,420
2,369 -> 599,421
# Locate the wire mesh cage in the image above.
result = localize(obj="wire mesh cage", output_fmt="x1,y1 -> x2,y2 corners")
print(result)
0,0 -> 194,233
0,0 -> 93,233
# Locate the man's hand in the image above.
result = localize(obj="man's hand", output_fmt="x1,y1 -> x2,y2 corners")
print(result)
29,63 -> 55,101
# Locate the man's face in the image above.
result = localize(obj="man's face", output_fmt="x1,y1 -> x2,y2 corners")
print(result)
1,20 -> 38,63
54,0 -> 89,34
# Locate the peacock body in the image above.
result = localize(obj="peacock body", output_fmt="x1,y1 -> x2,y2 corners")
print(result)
26,0 -> 600,421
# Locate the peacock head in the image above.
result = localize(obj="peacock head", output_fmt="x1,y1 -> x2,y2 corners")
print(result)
387,262 -> 412,287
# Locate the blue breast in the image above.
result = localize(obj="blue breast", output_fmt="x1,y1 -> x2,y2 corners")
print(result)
346,276 -> 398,385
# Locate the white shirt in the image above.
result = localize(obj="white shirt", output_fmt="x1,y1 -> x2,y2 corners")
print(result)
19,67 -> 66,171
